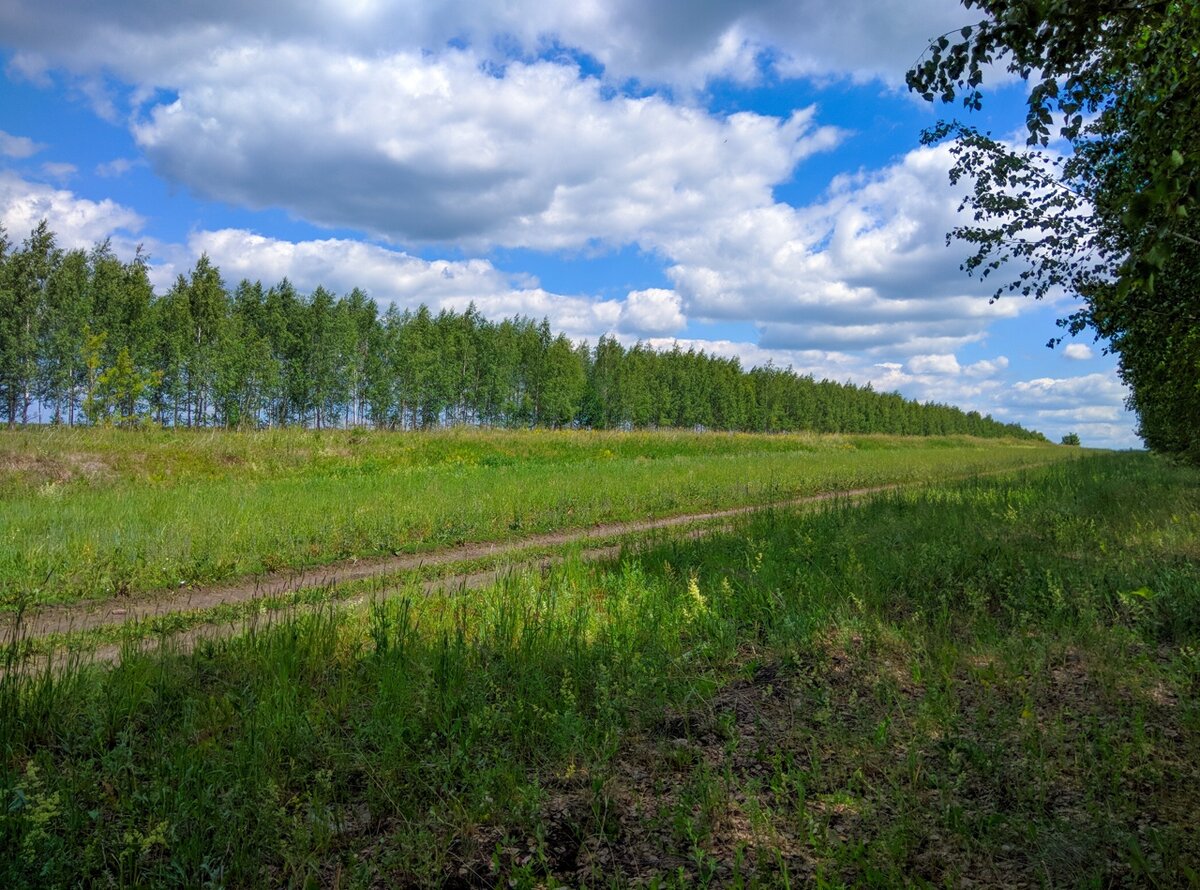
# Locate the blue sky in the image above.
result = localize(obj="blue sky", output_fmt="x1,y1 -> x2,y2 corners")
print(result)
0,0 -> 1137,446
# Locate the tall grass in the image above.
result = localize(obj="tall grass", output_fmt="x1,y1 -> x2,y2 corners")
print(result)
1,453 -> 1195,886
0,428 -> 1069,605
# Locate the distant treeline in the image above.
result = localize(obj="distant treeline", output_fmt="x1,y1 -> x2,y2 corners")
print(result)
0,221 -> 1043,439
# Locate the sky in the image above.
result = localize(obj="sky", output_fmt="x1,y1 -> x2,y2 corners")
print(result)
0,0 -> 1139,447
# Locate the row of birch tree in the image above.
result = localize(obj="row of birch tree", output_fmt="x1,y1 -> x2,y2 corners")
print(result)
0,221 -> 1042,439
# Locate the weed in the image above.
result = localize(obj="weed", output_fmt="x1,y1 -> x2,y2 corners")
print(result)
0,451 -> 1194,886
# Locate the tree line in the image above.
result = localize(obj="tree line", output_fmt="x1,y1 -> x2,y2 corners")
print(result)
0,220 -> 1043,439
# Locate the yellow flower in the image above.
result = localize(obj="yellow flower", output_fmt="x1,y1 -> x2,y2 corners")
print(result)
686,573 -> 707,618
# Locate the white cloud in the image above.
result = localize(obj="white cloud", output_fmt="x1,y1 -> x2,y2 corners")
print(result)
1036,405 -> 1121,422
997,373 -> 1138,448
678,341 -> 1137,449
0,171 -> 907,358
871,353 -> 1009,411
643,335 -> 864,380
0,165 -> 1143,446
127,106 -> 1029,360
1063,342 -> 1093,360
156,229 -> 1012,394
1008,373 -> 1127,411
0,129 -> 44,159
0,0 -> 971,90
966,356 -> 1009,377
663,144 -> 1029,356
618,288 -> 686,337
638,338 -> 1043,438
663,340 -> 1139,448
95,157 -> 139,178
40,161 -> 77,180
0,170 -> 143,247
907,353 -> 961,375
129,45 -> 840,251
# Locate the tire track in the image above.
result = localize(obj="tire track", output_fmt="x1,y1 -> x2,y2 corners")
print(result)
3,460 -> 1062,651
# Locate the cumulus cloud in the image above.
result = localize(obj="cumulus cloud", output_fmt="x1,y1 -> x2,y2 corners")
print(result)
965,356 -> 1008,377
665,144 -> 1028,356
995,373 -> 1137,448
0,173 -> 654,346
643,336 -> 864,380
894,353 -> 1007,381
0,165 -> 1143,447
869,353 -> 1007,409
716,344 -> 1137,448
641,337 -> 1056,439
1035,405 -> 1122,423
144,225 -> 1024,398
1063,342 -> 1093,360
907,353 -> 961,375
130,104 -> 1021,359
697,344 -> 1138,448
129,45 -> 840,250
618,289 -> 686,337
1007,373 -> 1127,411
0,170 -> 143,247
0,129 -> 44,158
0,0 -> 969,90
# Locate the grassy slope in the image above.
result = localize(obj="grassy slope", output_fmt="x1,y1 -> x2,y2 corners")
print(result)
0,428 -> 1067,605
1,452 -> 1196,887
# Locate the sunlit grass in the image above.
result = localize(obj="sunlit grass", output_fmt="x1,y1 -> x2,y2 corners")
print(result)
0,427 -> 1071,605
0,452 -> 1195,886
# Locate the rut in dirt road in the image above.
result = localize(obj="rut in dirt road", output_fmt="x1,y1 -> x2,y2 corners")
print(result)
23,541 -> 636,671
4,463 -> 1058,646
6,484 -> 898,642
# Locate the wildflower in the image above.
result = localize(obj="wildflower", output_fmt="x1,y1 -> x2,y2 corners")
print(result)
685,573 -> 707,619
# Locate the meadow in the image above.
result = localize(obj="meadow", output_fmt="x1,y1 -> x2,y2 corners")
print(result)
0,427 -> 1067,607
1,446 -> 1196,887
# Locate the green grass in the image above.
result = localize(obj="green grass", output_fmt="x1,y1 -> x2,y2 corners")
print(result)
0,427 -> 1069,606
9,519 -> 724,660
1,452 -> 1196,887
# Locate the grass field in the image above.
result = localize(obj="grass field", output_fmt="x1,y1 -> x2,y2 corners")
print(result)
1,448 -> 1196,886
0,427 -> 1069,606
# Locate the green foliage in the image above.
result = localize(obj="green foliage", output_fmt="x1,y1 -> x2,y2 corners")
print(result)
79,325 -> 107,426
0,221 -> 58,427
908,0 -> 1200,459
0,220 -> 1046,440
1060,432 -> 1080,446
86,348 -> 161,428
0,454 -> 1196,885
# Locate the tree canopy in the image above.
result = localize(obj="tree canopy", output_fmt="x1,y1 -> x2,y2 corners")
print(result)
0,220 -> 1044,441
908,0 -> 1199,459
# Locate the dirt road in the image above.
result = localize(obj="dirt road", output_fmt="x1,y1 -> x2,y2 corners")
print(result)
6,483 -> 899,643
4,462 -> 1059,656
